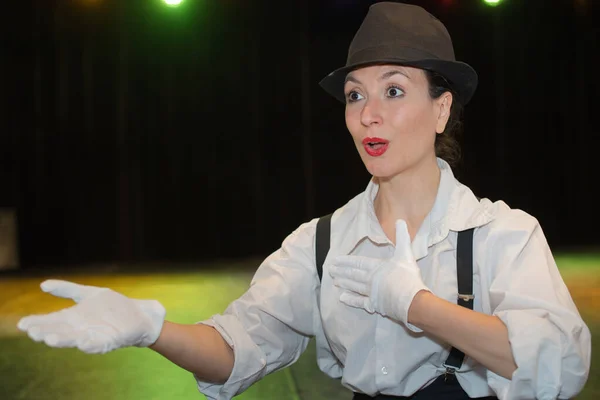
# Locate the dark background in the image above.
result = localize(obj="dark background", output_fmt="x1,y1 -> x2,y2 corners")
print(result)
1,0 -> 597,268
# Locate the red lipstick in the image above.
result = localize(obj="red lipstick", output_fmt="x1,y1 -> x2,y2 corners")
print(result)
362,137 -> 389,157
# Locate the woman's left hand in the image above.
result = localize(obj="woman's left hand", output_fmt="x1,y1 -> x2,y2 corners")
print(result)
329,220 -> 430,326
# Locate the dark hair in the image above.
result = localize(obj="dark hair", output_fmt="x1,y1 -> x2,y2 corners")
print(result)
424,70 -> 464,168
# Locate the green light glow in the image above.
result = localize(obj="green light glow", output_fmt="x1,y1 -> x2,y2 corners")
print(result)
163,0 -> 183,6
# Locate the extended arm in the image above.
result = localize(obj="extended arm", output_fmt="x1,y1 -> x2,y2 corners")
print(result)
150,321 -> 234,383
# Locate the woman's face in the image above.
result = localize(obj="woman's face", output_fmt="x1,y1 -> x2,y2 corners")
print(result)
344,65 -> 452,179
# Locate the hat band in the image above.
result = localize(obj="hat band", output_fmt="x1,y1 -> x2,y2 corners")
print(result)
347,44 -> 446,67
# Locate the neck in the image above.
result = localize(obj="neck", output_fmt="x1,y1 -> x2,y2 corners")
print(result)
373,155 -> 441,240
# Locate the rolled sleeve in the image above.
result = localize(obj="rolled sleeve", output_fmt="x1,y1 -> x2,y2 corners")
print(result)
194,220 -> 321,399
194,315 -> 267,400
481,209 -> 591,399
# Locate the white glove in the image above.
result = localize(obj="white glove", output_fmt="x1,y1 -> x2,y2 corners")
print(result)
17,280 -> 166,354
329,219 -> 430,326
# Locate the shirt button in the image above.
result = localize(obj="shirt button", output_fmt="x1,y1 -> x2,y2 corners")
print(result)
381,366 -> 388,375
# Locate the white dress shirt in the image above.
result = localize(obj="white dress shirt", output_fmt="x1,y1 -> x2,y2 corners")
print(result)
195,158 -> 591,400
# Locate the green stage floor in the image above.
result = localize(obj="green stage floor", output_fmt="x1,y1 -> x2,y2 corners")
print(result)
0,254 -> 598,399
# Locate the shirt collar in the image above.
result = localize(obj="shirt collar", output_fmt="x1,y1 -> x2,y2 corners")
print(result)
337,158 -> 496,259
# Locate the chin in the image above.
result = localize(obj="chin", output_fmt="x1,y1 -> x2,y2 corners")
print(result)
362,151 -> 434,179
364,161 -> 397,179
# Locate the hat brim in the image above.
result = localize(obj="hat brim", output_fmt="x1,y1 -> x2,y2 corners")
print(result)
318,59 -> 478,105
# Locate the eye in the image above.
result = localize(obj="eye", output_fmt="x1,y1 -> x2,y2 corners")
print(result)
386,86 -> 405,98
346,90 -> 364,103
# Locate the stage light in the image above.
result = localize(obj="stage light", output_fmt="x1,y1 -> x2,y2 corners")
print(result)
163,0 -> 183,6
483,0 -> 503,6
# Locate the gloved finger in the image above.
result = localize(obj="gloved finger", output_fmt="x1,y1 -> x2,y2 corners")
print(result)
331,277 -> 369,296
41,280 -> 106,303
25,325 -> 47,342
17,309 -> 71,331
34,323 -> 98,350
392,220 -> 415,263
17,315 -> 42,331
24,321 -> 77,342
339,292 -> 375,313
333,255 -> 378,271
44,331 -> 83,348
329,265 -> 370,282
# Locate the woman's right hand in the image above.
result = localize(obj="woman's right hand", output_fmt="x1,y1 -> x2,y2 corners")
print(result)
17,280 -> 166,354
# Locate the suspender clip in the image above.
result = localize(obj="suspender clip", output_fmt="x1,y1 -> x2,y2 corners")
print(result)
444,366 -> 457,383
458,293 -> 474,302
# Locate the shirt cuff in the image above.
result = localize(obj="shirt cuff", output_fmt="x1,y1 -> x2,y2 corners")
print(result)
486,370 -> 510,400
194,314 -> 267,400
488,309 -> 563,400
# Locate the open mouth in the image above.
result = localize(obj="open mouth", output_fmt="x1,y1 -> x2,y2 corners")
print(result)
362,137 -> 389,156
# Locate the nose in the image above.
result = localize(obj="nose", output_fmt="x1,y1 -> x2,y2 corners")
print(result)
360,98 -> 383,127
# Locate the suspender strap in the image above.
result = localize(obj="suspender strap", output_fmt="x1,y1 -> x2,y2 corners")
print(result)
315,213 -> 333,282
443,228 -> 475,375
456,228 -> 475,309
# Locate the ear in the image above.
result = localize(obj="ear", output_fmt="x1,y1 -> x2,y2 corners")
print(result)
435,92 -> 453,134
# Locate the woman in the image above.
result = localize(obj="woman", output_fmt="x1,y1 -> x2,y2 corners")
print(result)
18,3 -> 591,399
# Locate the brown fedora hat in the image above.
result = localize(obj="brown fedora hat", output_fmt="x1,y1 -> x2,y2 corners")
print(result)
319,2 -> 478,105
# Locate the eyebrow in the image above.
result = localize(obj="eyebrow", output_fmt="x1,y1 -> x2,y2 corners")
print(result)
344,69 -> 411,86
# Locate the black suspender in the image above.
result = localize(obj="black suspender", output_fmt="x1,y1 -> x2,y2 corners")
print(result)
443,227 -> 475,380
315,213 -> 333,282
314,214 -> 475,377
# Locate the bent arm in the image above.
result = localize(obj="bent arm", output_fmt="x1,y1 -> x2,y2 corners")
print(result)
412,209 -> 592,399
150,321 -> 234,384
423,209 -> 591,399
408,292 -> 516,379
